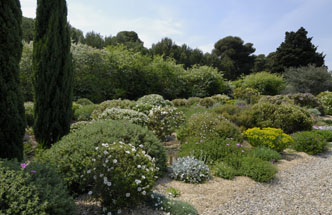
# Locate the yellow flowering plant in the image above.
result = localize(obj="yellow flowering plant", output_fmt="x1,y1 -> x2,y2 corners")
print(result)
243,127 -> 293,152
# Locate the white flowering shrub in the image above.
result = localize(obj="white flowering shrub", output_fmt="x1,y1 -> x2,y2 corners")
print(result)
90,99 -> 136,120
85,142 -> 157,214
170,156 -> 210,183
137,94 -> 173,107
96,108 -> 149,127
148,106 -> 185,140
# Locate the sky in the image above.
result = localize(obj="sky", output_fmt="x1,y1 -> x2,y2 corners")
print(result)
21,0 -> 332,70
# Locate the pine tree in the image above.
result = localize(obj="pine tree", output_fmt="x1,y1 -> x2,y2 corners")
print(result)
272,27 -> 325,73
0,0 -> 26,160
33,0 -> 73,147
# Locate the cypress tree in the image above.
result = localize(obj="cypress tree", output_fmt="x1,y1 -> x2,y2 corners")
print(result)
33,0 -> 73,147
0,0 -> 26,160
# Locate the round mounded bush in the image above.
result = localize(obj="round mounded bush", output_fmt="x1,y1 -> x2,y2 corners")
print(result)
96,107 -> 149,126
177,112 -> 243,142
137,94 -> 173,107
37,120 -> 167,193
291,131 -> 328,155
75,98 -> 94,106
249,102 -> 313,134
85,142 -> 157,213
91,99 -> 136,119
0,160 -> 76,215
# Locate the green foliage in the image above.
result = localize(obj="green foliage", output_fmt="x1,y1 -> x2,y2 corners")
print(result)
19,42 -> 34,101
148,106 -> 185,140
137,94 -> 173,107
243,127 -> 293,152
250,102 -> 313,134
258,95 -> 293,105
211,94 -> 230,104
317,91 -> 332,115
199,97 -> 216,108
238,156 -> 277,182
177,112 -> 243,142
284,65 -> 332,95
291,131 -> 328,155
97,108 -> 149,126
69,121 -> 91,132
106,31 -> 147,53
24,102 -> 34,127
233,87 -> 261,104
148,193 -> 198,215
288,93 -> 323,111
241,72 -> 285,95
0,0 -> 26,160
22,17 -> 34,42
178,138 -> 245,166
85,142 -> 156,213
73,104 -> 96,121
212,36 -> 255,80
0,160 -> 76,215
247,147 -> 282,162
0,165 -> 47,215
91,99 -> 136,119
212,161 -> 237,180
75,98 -> 94,106
272,27 -> 325,73
182,65 -> 227,98
84,31 -> 105,49
38,120 -> 167,193
172,99 -> 190,107
170,156 -> 210,183
33,0 -> 73,147
312,129 -> 332,141
166,187 -> 181,198
187,97 -> 202,106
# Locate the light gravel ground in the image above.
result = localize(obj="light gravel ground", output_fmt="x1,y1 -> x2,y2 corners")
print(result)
203,150 -> 332,215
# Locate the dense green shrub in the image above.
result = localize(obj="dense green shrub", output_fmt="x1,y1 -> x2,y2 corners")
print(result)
199,97 -> 216,108
148,106 -> 185,140
212,161 -> 237,180
238,156 -> 277,182
241,71 -> 285,95
243,127 -> 293,152
288,93 -> 324,114
96,108 -> 149,127
312,129 -> 332,141
233,87 -> 261,104
250,102 -> 313,134
91,99 -> 136,119
38,120 -> 167,193
317,91 -> 332,115
73,104 -> 96,121
212,104 -> 254,130
247,147 -> 282,162
177,112 -> 243,142
20,42 -> 34,101
291,131 -> 328,155
170,156 -> 210,183
69,121 -> 91,132
0,165 -> 47,215
75,98 -> 94,106
284,65 -> 332,95
85,142 -> 156,213
0,160 -> 76,215
187,97 -> 201,105
258,95 -> 294,105
172,98 -> 190,107
24,102 -> 34,126
211,94 -> 230,104
137,94 -> 173,107
148,193 -> 198,215
178,138 -> 245,166
182,65 -> 227,98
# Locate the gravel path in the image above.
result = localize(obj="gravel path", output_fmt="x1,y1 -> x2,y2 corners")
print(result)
204,151 -> 332,215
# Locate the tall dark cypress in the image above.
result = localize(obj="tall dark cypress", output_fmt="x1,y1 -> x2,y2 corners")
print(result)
33,0 -> 73,147
0,0 -> 26,160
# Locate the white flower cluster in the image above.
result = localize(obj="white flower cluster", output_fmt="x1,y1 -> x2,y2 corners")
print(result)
148,106 -> 185,140
137,94 -> 173,108
85,141 -> 157,214
170,156 -> 210,183
97,107 -> 149,126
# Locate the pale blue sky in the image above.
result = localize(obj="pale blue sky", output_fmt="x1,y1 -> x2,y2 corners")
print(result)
21,0 -> 332,70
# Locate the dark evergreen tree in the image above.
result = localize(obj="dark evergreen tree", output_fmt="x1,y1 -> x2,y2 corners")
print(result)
22,16 -> 35,42
83,31 -> 105,49
0,0 -> 26,160
33,0 -> 73,147
212,36 -> 256,80
272,27 -> 325,73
